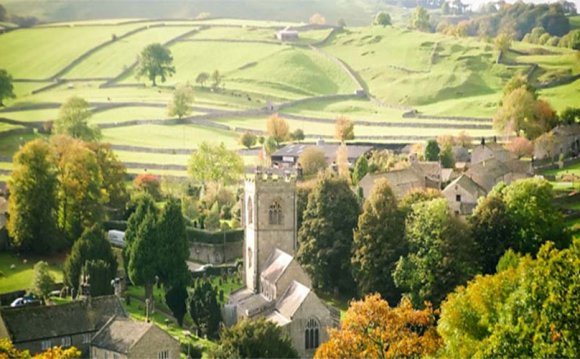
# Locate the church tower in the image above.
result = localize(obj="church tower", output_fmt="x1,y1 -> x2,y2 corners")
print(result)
243,170 -> 297,293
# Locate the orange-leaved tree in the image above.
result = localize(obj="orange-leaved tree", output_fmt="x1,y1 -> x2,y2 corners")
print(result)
315,294 -> 441,359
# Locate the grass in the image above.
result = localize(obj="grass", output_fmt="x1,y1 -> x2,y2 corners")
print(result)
0,123 -> 25,132
0,108 -> 59,123
0,23 -> 148,79
0,132 -> 44,157
542,162 -> 580,177
101,124 -> 240,149
0,252 -> 64,294
64,26 -> 197,79
90,106 -> 192,125
570,16 -> 580,30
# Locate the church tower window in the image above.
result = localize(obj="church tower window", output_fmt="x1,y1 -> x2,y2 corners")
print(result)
247,248 -> 252,268
305,318 -> 320,350
247,197 -> 253,225
269,201 -> 283,225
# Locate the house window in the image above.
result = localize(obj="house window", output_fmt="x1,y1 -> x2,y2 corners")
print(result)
83,333 -> 92,344
158,350 -> 169,359
268,201 -> 282,225
41,340 -> 52,350
61,336 -> 71,347
247,197 -> 253,225
305,318 -> 320,350
455,194 -> 461,202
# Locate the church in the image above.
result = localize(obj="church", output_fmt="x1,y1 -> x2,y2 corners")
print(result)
225,169 -> 339,358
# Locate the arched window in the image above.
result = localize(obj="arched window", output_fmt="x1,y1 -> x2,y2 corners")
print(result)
305,318 -> 320,350
247,197 -> 253,225
269,201 -> 282,225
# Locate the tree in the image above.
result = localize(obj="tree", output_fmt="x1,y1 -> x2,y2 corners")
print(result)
123,193 -> 157,279
336,143 -> 350,180
211,70 -> 222,90
54,96 -> 100,141
31,261 -> 55,301
439,144 -> 455,168
195,72 -> 210,87
133,173 -> 162,200
506,136 -> 534,158
315,294 -> 441,359
0,338 -> 81,359
0,69 -> 15,107
352,179 -> 406,303
7,140 -> 59,253
502,74 -> 537,99
128,211 -> 159,302
410,7 -> 431,32
309,13 -> 326,25
373,11 -> 391,26
266,114 -> 290,146
559,107 -> 580,125
136,43 -> 175,86
239,132 -> 257,149
263,136 -> 278,157
393,198 -> 477,307
494,31 -> 513,55
337,18 -> 347,28
298,147 -> 327,176
188,142 -> 244,186
168,83 -> 194,120
63,225 -> 117,298
156,198 -> 190,288
441,1 -> 451,14
335,117 -> 354,142
297,174 -> 360,293
352,155 -> 368,185
398,188 -> 442,218
291,128 -> 305,142
424,139 -> 440,161
188,280 -> 222,338
211,318 -> 298,359
165,285 -> 188,327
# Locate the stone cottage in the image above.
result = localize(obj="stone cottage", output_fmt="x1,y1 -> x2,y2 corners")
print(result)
225,170 -> 339,358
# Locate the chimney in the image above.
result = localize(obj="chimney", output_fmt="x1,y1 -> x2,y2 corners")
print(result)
481,137 -> 485,146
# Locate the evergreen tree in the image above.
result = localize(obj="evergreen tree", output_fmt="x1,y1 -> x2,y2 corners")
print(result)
351,156 -> 368,185
123,193 -> 157,275
188,280 -> 222,338
424,140 -> 440,161
352,179 -> 406,304
83,259 -> 115,297
157,197 -> 190,287
128,212 -> 159,302
297,174 -> 360,293
7,140 -> 59,253
165,285 -> 188,327
440,144 -> 455,168
32,261 -> 55,301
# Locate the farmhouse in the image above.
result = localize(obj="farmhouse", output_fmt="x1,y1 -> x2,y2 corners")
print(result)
91,316 -> 180,359
276,27 -> 299,41
225,170 -> 339,358
534,124 -> 580,160
443,175 -> 486,216
0,296 -> 126,356
271,140 -> 372,168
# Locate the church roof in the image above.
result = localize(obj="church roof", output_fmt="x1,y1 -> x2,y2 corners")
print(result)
237,293 -> 272,318
261,249 -> 293,284
275,281 -> 311,320
266,311 -> 291,326
91,316 -> 153,354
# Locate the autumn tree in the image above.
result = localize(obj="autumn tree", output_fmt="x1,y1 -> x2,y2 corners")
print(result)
424,139 -> 440,161
352,179 -> 406,303
88,142 -> 129,217
0,339 -> 81,359
266,114 -> 290,146
239,132 -> 257,149
195,72 -> 210,87
335,143 -> 350,180
31,261 -> 55,301
133,173 -> 162,200
54,96 -> 100,141
168,83 -> 194,119
0,69 -> 15,106
393,198 -> 477,307
188,142 -> 244,187
309,13 -> 326,25
506,136 -> 534,158
502,74 -> 537,99
136,43 -> 175,86
297,174 -> 360,293
315,294 -> 441,359
63,225 -> 117,298
494,31 -> 513,56
373,11 -> 392,26
211,318 -> 298,359
7,140 -> 59,253
298,147 -> 327,176
335,116 -> 355,142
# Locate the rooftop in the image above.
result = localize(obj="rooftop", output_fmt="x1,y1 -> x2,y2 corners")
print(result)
91,316 -> 154,354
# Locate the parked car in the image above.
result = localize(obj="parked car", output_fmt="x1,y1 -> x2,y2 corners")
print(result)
10,295 -> 40,307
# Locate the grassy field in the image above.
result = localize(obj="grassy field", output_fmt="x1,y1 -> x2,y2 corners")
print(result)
0,252 -> 64,293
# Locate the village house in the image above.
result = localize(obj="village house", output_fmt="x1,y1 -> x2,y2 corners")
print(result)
225,170 -> 339,358
91,316 -> 180,359
276,27 -> 299,41
0,296 -> 126,357
534,124 -> 580,161
271,140 -> 372,168
443,175 -> 486,216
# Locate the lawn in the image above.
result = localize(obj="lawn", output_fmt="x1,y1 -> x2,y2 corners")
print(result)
0,123 -> 25,132
90,106 -> 191,125
0,23 -> 149,79
0,132 -> 44,157
0,108 -> 59,123
0,252 -> 64,294
542,162 -> 580,177
64,26 -> 197,79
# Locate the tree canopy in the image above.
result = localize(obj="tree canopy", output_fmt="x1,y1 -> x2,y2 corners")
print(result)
54,96 -> 100,141
335,116 -> 355,142
410,7 -> 431,32
188,280 -> 222,338
31,261 -> 55,301
424,140 -> 440,161
266,114 -> 290,146
188,142 -> 244,186
0,69 -> 15,106
136,43 -> 175,86
373,11 -> 391,26
168,83 -> 194,119
298,147 -> 327,176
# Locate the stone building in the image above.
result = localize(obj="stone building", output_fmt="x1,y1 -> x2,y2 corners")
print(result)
91,316 -> 180,359
225,170 -> 339,358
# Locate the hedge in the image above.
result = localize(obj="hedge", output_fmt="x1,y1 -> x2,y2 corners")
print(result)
186,227 -> 243,244
104,220 -> 128,231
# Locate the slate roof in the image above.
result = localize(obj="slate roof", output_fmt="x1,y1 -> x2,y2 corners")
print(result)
91,316 -> 153,354
444,175 -> 486,198
0,296 -> 126,343
275,281 -> 310,320
359,168 -> 425,199
465,159 -> 510,192
272,143 -> 372,162
260,249 -> 293,284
